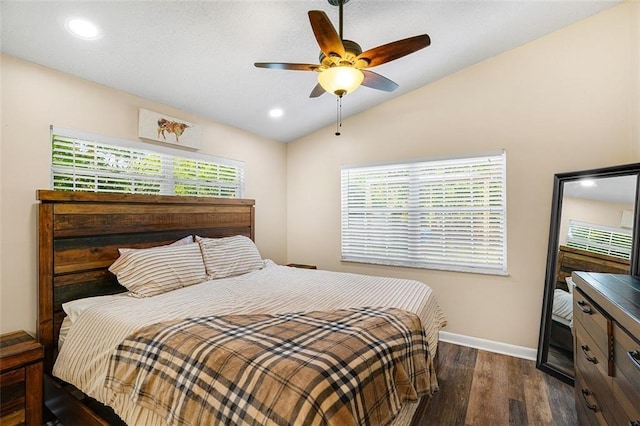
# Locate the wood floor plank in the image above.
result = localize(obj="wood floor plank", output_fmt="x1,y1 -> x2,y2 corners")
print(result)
506,356 -> 525,402
523,368 -> 554,425
414,342 -> 477,425
507,356 -> 529,425
464,351 -> 511,425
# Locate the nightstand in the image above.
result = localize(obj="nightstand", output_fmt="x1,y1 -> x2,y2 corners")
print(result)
0,331 -> 44,426
286,263 -> 317,269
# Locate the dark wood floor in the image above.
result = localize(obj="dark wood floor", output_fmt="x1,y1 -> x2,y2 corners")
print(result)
413,341 -> 576,425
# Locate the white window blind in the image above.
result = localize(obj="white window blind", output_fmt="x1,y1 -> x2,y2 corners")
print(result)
51,127 -> 244,198
566,220 -> 632,259
341,151 -> 507,275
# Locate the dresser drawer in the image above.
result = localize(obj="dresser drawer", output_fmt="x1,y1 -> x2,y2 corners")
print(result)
0,368 -> 26,425
574,325 -> 616,425
573,288 -> 609,357
575,368 -> 608,426
613,323 -> 640,424
575,326 -> 608,384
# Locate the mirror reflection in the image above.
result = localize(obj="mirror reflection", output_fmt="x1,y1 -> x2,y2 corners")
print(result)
548,175 -> 634,378
537,164 -> 640,385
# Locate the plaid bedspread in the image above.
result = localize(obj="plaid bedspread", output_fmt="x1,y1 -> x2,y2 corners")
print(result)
104,307 -> 434,426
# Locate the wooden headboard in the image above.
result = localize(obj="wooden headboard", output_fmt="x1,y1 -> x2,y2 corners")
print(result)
555,245 -> 630,291
37,190 -> 255,372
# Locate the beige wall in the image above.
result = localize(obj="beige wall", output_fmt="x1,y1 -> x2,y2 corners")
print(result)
0,55 -> 287,334
286,3 -> 640,349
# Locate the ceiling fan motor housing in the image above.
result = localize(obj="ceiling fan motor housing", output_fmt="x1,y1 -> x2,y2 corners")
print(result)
318,39 -> 365,68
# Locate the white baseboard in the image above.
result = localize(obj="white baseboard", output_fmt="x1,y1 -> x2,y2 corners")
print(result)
439,331 -> 537,361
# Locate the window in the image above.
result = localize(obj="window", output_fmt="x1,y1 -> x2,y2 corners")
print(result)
51,127 -> 244,198
341,151 -> 507,275
566,220 -> 632,259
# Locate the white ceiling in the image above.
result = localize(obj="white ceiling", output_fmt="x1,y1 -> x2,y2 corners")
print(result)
0,0 -> 620,143
564,175 -> 638,205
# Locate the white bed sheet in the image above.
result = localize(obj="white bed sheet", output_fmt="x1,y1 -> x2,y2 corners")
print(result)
54,260 -> 446,425
552,288 -> 573,326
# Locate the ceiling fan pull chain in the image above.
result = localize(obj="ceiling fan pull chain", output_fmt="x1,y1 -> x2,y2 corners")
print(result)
335,95 -> 342,136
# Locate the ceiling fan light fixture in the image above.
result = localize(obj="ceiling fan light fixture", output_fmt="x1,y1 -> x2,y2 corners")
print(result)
317,66 -> 364,97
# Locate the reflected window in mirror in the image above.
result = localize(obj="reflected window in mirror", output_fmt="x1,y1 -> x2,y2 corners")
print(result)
566,220 -> 632,258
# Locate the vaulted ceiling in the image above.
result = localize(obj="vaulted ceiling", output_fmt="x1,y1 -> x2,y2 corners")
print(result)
0,1 -> 620,142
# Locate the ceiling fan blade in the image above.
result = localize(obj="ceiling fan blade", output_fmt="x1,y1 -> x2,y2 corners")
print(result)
361,70 -> 398,92
309,83 -> 325,98
254,62 -> 319,71
357,34 -> 431,68
308,11 -> 345,59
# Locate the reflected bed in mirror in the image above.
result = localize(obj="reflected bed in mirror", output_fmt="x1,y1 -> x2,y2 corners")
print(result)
536,164 -> 640,385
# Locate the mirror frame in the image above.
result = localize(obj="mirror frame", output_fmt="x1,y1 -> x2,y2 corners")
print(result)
536,163 -> 640,385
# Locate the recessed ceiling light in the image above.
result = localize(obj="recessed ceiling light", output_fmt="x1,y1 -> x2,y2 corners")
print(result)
65,17 -> 101,40
580,179 -> 596,187
269,108 -> 284,119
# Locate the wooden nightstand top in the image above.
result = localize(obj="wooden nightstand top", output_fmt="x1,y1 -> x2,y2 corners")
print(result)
0,331 -> 44,371
286,263 -> 317,269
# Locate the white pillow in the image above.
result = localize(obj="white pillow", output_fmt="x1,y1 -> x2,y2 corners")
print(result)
118,235 -> 194,255
109,242 -> 207,297
553,288 -> 573,322
62,293 -> 127,323
196,235 -> 264,279
565,276 -> 575,294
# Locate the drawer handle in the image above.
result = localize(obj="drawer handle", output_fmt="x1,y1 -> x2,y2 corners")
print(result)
577,300 -> 593,314
628,350 -> 640,371
581,345 -> 598,364
581,389 -> 598,412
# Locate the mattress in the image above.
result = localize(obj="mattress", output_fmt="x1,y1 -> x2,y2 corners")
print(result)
54,260 -> 446,425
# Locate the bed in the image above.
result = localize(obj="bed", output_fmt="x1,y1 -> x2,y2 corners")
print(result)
37,190 -> 446,426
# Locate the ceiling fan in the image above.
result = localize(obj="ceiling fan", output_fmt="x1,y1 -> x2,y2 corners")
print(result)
254,0 -> 431,98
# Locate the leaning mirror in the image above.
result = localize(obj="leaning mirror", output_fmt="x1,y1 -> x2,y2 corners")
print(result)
536,163 -> 640,385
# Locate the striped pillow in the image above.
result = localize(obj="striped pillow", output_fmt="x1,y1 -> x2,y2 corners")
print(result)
109,242 -> 207,297
118,235 -> 194,255
196,235 -> 264,279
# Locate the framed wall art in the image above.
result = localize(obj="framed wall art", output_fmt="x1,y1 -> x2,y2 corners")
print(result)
138,108 -> 202,150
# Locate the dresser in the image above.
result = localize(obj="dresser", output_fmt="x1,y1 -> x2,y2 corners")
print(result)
572,272 -> 640,426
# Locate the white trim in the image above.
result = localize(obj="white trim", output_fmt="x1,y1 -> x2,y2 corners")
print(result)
439,331 -> 537,361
